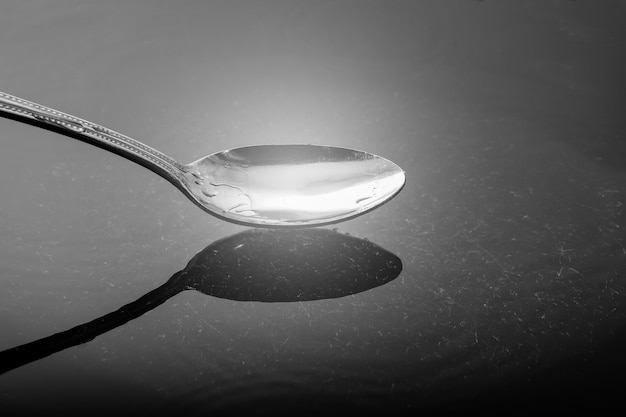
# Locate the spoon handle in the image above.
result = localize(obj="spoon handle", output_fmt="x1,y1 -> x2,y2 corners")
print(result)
0,91 -> 186,181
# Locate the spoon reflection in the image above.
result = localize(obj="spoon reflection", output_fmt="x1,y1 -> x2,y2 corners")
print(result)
0,228 -> 401,374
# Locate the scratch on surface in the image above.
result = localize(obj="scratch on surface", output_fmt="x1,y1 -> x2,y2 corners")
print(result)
568,267 -> 584,277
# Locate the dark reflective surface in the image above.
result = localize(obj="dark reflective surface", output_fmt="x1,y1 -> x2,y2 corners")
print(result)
0,229 -> 401,374
1,1 -> 625,416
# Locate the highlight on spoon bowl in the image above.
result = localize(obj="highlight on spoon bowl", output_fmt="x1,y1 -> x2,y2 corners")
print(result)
184,144 -> 406,227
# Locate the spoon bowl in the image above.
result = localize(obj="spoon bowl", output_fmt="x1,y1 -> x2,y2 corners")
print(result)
0,91 -> 405,226
185,144 -> 405,226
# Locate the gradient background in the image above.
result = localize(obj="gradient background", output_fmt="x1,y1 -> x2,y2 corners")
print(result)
1,0 -> 626,415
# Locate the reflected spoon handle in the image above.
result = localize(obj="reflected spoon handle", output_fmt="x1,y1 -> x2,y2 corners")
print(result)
0,271 -> 188,375
0,90 -> 187,184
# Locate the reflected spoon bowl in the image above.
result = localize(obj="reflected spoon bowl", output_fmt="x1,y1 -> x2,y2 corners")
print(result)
0,91 -> 405,226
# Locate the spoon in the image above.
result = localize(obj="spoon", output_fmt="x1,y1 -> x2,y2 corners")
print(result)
0,91 -> 405,227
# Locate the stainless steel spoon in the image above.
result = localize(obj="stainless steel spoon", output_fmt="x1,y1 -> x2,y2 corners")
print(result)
0,91 -> 405,227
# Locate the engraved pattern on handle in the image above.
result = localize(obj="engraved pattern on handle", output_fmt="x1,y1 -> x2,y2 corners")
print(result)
0,91 -> 187,181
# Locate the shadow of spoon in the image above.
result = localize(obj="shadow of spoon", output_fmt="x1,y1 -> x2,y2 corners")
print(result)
0,228 -> 402,374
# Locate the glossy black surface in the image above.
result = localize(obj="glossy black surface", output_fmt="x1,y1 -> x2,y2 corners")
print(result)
1,1 -> 625,415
